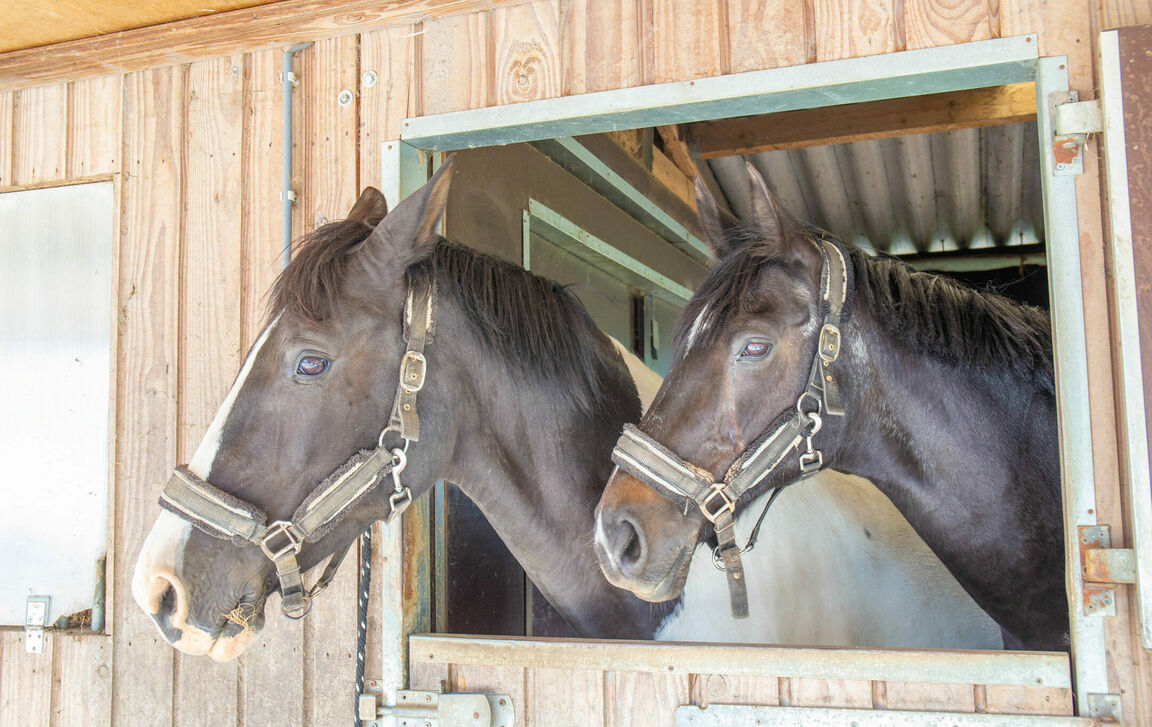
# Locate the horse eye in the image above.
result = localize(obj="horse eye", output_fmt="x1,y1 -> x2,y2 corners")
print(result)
739,341 -> 771,359
296,355 -> 329,377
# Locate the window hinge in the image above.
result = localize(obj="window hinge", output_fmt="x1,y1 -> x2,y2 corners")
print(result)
1086,693 -> 1122,723
358,681 -> 515,727
1049,93 -> 1102,176
1080,525 -> 1137,617
25,596 -> 50,654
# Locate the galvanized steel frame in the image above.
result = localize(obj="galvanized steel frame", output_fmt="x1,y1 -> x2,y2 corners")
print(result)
377,34 -> 1111,715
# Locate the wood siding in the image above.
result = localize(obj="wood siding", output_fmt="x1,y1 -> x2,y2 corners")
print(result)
0,0 -> 1149,724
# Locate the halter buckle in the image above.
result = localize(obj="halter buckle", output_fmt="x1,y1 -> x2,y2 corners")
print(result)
260,521 -> 303,562
700,483 -> 736,525
818,324 -> 841,364
400,351 -> 427,393
799,449 -> 823,474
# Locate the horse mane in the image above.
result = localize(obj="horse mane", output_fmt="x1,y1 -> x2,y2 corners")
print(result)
270,218 -> 617,414
674,225 -> 1054,390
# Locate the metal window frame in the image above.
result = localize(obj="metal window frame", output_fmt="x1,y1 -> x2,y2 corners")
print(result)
378,34 -> 1109,714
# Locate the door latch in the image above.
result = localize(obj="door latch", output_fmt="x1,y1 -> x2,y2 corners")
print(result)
359,682 -> 514,727
1049,92 -> 1103,176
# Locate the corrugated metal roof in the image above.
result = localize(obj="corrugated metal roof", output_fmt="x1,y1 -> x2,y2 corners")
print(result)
707,122 -> 1044,257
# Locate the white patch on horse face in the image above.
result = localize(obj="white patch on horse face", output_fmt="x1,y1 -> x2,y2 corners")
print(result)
188,315 -> 280,479
683,306 -> 710,352
132,510 -> 193,614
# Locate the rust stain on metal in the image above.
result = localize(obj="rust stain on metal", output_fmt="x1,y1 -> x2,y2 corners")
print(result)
1051,136 -> 1080,165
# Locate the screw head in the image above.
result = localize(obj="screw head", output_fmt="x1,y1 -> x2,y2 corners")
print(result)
338,89 -> 354,107
363,70 -> 379,88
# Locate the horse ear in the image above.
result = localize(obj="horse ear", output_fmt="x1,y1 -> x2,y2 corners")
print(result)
364,155 -> 455,268
745,162 -> 788,245
694,177 -> 740,261
347,186 -> 389,227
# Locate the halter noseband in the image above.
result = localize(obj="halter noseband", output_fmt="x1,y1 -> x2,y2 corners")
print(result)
610,237 -> 852,619
157,275 -> 437,619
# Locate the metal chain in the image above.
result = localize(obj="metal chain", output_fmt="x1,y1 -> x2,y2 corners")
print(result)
354,525 -> 372,727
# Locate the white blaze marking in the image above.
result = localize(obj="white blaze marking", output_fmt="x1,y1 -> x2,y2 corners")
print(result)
683,307 -> 710,352
188,315 -> 279,479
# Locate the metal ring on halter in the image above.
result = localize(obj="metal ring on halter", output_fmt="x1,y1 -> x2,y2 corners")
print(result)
282,595 -> 312,619
796,390 -> 822,417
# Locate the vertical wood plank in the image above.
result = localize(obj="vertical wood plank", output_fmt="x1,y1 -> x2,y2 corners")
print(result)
904,0 -> 994,49
235,48 -> 307,727
68,75 -> 122,178
51,635 -> 112,727
1103,0 -> 1152,28
652,0 -> 729,84
813,0 -> 902,62
884,680 -> 976,712
239,49 -> 284,343
112,64 -> 184,727
690,674 -> 779,707
453,664 -> 527,719
360,25 -> 417,184
491,1 -> 562,105
172,54 -> 246,727
12,83 -> 67,185
527,667 -> 603,727
563,0 -> 643,94
0,632 -> 52,727
420,12 -> 491,115
609,671 -> 689,727
726,0 -> 811,72
409,661 -> 450,691
0,91 -> 14,186
296,33 -> 362,727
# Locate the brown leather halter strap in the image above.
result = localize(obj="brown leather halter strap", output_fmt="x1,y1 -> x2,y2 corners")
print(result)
158,275 -> 436,619
611,238 -> 851,619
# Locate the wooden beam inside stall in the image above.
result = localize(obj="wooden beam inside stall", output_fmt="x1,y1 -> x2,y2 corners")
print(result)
686,82 -> 1037,158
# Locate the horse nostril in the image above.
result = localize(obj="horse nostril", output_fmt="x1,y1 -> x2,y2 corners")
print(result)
614,517 -> 646,572
159,582 -> 178,617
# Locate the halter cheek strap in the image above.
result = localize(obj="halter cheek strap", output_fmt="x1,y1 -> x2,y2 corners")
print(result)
157,274 -> 436,619
610,237 -> 852,619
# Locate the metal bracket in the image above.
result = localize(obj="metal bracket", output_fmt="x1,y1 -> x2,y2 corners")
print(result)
1048,92 -> 1102,176
1079,526 -> 1134,617
358,683 -> 515,727
1086,692 -> 1122,722
25,596 -> 50,654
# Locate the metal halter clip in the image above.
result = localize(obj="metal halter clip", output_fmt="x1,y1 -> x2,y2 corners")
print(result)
260,521 -> 303,561
700,483 -> 736,525
400,351 -> 427,393
386,448 -> 413,521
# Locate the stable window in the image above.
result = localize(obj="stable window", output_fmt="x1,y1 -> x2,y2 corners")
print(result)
0,182 -> 114,630
371,35 -> 1107,721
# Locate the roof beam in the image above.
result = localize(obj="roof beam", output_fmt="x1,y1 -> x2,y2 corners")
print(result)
0,0 -> 529,93
686,83 -> 1037,158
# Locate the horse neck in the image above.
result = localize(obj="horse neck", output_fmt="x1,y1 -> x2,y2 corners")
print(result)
832,307 -> 1066,648
440,323 -> 666,639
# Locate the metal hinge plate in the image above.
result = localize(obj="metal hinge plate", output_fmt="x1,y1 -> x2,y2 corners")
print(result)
1079,525 -> 1136,617
359,682 -> 514,727
25,596 -> 50,654
1086,692 -> 1122,722
1049,93 -> 1102,176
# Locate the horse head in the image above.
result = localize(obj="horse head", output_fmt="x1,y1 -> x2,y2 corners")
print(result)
594,163 -> 851,604
132,161 -> 457,660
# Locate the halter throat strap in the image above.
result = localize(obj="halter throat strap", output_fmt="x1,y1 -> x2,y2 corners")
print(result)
157,274 -> 437,618
610,237 -> 851,619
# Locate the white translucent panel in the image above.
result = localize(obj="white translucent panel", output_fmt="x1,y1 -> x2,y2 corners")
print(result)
0,182 -> 114,626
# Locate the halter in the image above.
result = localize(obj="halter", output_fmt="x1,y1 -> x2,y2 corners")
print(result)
157,274 -> 437,619
610,237 -> 852,619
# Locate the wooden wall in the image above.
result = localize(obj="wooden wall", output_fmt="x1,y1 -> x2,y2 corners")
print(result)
0,0 -> 1151,724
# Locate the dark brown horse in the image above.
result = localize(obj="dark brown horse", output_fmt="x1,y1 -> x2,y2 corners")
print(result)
595,163 -> 1067,651
131,160 -> 1001,660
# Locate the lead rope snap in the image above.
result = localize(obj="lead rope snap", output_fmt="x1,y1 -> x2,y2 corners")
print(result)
387,447 -> 413,519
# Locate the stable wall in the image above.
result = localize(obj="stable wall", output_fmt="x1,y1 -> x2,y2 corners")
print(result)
0,0 -> 1150,725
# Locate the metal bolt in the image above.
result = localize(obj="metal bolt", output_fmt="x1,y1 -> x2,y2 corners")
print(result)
1056,162 -> 1066,170
403,404 -> 412,411
499,699 -> 506,706
338,89 -> 354,107
363,70 -> 379,88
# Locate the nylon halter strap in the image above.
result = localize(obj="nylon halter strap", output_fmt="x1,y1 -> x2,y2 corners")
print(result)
611,237 -> 850,619
157,274 -> 437,619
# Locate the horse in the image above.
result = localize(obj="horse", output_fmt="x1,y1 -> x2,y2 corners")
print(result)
594,161 -> 1067,652
132,157 -> 1001,661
